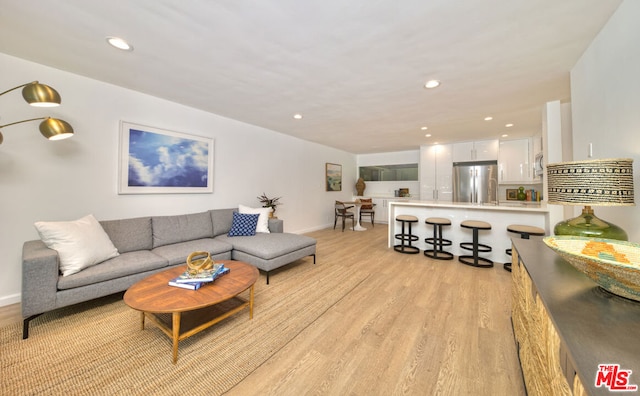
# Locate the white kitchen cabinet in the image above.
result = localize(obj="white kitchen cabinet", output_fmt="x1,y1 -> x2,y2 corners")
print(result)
419,144 -> 453,201
371,198 -> 412,223
451,141 -> 474,162
474,139 -> 499,161
532,135 -> 542,155
498,138 -> 532,183
452,139 -> 498,162
372,198 -> 389,223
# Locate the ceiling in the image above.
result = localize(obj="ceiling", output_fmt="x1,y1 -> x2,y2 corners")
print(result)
0,0 -> 622,154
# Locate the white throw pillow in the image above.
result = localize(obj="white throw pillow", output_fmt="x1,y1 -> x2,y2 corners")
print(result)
34,214 -> 120,277
238,204 -> 271,233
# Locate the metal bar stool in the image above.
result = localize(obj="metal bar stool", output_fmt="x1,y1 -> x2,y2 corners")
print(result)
394,215 -> 420,254
504,224 -> 545,272
424,217 -> 453,260
459,220 -> 493,268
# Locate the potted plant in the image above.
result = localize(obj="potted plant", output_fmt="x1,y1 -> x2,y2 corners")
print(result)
257,193 -> 282,217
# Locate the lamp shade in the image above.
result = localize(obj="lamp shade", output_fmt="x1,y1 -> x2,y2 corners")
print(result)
39,118 -> 74,141
547,158 -> 635,207
21,82 -> 61,107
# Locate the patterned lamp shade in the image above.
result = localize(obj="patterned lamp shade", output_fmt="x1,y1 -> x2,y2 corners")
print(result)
547,158 -> 635,207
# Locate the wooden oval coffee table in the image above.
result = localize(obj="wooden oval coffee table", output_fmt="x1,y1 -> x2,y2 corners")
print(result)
123,260 -> 258,364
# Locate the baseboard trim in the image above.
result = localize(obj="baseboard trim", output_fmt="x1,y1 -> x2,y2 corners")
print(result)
293,224 -> 334,234
0,293 -> 21,308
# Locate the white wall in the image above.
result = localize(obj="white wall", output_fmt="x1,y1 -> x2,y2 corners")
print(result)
570,0 -> 640,242
542,100 -> 570,232
0,53 -> 355,306
356,150 -> 420,197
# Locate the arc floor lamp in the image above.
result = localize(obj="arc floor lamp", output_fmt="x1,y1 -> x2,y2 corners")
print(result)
0,81 -> 74,145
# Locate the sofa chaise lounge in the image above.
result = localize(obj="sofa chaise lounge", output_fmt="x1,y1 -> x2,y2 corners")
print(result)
21,208 -> 316,339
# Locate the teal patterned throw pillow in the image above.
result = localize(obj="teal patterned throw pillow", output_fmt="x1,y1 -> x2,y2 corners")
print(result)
228,212 -> 260,236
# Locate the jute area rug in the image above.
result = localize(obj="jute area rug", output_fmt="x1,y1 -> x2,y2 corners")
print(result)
1,260 -> 368,395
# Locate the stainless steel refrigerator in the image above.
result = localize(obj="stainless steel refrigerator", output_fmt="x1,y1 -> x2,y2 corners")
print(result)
452,161 -> 498,204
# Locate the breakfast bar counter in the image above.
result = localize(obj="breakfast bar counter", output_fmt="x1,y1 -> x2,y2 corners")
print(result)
387,200 -> 550,262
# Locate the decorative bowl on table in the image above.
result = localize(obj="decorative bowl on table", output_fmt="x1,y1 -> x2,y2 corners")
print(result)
543,236 -> 640,302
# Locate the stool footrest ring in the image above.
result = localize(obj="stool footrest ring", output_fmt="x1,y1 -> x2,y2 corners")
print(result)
394,245 -> 420,254
458,255 -> 494,268
425,237 -> 452,247
424,250 -> 454,260
460,242 -> 492,253
395,234 -> 419,242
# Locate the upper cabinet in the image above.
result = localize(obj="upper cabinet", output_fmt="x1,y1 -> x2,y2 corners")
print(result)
498,138 -> 533,183
532,135 -> 542,156
452,139 -> 498,162
419,144 -> 453,201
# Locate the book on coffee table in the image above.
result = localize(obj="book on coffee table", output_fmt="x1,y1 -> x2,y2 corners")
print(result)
173,263 -> 230,284
168,279 -> 203,290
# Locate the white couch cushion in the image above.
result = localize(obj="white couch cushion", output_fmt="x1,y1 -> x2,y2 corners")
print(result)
238,204 -> 271,233
34,214 -> 119,276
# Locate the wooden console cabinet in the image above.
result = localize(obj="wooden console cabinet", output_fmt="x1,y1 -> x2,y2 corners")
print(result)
511,247 -> 583,395
511,238 -> 640,396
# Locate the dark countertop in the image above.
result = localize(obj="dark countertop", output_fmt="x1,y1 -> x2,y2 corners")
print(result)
513,238 -> 640,395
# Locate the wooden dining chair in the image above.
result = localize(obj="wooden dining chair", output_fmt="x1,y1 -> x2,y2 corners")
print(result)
358,198 -> 376,227
334,201 -> 355,231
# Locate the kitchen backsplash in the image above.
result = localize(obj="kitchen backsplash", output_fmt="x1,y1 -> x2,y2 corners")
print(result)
499,183 -> 543,202
355,181 -> 420,197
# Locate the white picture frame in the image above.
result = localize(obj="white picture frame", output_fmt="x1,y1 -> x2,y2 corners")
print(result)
118,121 -> 214,194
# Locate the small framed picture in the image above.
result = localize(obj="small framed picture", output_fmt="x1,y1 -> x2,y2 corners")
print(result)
325,163 -> 342,191
506,189 -> 518,201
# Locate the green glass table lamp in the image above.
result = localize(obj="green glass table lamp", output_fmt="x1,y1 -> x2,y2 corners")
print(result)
547,158 -> 635,241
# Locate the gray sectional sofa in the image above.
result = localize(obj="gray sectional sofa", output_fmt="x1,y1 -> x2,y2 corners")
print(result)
21,208 -> 316,339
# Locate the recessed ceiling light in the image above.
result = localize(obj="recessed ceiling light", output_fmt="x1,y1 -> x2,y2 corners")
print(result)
484,116 -> 493,121
505,123 -> 514,127
502,134 -> 509,138
293,114 -> 303,120
425,134 -> 432,138
424,80 -> 440,89
421,126 -> 428,130
106,36 -> 133,51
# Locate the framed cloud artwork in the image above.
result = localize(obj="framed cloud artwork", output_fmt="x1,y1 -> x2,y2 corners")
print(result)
118,121 -> 214,194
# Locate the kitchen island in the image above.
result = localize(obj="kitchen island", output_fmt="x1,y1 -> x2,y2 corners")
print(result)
388,200 -> 549,263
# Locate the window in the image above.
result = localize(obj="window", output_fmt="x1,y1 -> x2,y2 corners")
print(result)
359,164 -> 418,181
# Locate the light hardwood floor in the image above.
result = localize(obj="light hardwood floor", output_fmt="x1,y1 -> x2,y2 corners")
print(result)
0,224 -> 525,395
